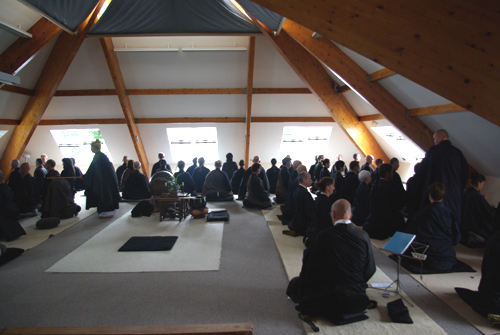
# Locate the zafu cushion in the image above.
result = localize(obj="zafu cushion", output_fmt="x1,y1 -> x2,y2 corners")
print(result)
36,217 -> 61,230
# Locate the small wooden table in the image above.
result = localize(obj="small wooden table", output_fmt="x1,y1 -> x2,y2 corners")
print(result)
152,195 -> 195,222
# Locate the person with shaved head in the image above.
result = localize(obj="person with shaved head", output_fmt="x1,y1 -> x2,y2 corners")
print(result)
237,156 -> 270,200
287,199 -> 375,324
202,160 -> 233,201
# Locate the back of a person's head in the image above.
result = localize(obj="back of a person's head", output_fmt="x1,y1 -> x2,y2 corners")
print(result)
283,157 -> 292,165
428,183 -> 445,201
470,172 -> 486,187
192,157 -> 198,164
198,157 -> 205,165
71,157 -> 76,164
379,163 -> 392,179
334,160 -> 345,170
127,160 -> 134,169
158,152 -> 165,159
389,157 -> 399,165
358,170 -> 371,183
251,163 -> 261,173
331,199 -> 352,220
298,171 -> 309,183
239,159 -> 245,167
178,160 -> 185,169
322,158 -> 330,166
349,161 -> 360,170
159,159 -> 167,168
226,153 -> 233,161
46,159 -> 56,169
375,159 -> 384,167
314,176 -> 333,192
215,160 -> 222,168
133,161 -> 141,170
36,158 -> 43,165
252,156 -> 260,164
21,163 -> 30,174
271,158 -> 277,166
62,158 -> 73,170
414,162 -> 422,173
296,165 -> 307,174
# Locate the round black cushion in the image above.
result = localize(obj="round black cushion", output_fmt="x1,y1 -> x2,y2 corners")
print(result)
36,217 -> 61,230
0,243 -> 6,256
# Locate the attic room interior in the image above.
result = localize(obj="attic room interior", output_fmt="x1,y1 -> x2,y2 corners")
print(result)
0,1 -> 499,335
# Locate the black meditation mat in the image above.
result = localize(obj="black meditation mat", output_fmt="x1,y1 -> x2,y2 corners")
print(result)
388,254 -> 475,274
118,236 -> 178,252
0,248 -> 24,267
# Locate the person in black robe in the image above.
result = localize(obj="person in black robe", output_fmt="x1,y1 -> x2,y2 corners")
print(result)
266,158 -> 280,194
243,163 -> 272,209
275,157 -> 292,204
71,158 -> 85,192
186,157 -> 198,176
330,154 -> 349,176
306,176 -> 334,247
33,158 -> 47,199
41,177 -> 81,219
360,155 -> 374,175
192,157 -> 210,194
404,162 -> 421,220
151,153 -> 171,176
115,155 -> 128,186
122,161 -> 151,200
7,159 -> 22,205
41,160 -> 59,205
461,173 -> 497,247
345,161 -> 360,205
389,157 -> 406,212
237,156 -> 270,200
174,161 -> 195,194
84,140 -> 120,218
61,158 -> 76,194
0,173 -> 19,220
313,155 -> 325,183
288,172 -> 314,236
406,183 -> 461,270
287,200 -> 376,322
372,158 -> 384,186
330,160 -> 347,203
281,165 -> 307,220
351,171 -> 372,225
222,153 -> 238,183
202,160 -> 233,201
120,160 -> 134,192
230,159 -> 245,195
17,163 -> 40,214
363,164 -> 405,240
308,155 -> 318,180
319,158 -> 332,180
412,129 -> 469,228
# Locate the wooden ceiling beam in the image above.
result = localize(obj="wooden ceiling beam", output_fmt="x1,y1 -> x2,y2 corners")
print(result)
253,20 -> 389,163
39,119 -> 126,126
128,88 -> 244,95
0,18 -> 62,75
245,37 -> 256,169
100,37 -> 150,178
54,89 -> 116,96
136,117 -> 245,124
0,85 -> 34,96
337,85 -> 351,94
0,1 -> 106,179
368,68 -> 396,82
250,0 -> 500,128
0,119 -> 20,126
252,117 -> 333,123
283,20 -> 434,150
253,88 -> 310,94
409,103 -> 468,116
358,115 -> 386,122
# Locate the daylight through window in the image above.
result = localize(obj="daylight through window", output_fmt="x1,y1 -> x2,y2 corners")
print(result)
50,129 -> 113,165
371,126 -> 425,163
0,130 -> 7,139
279,126 -> 333,165
166,127 -> 219,163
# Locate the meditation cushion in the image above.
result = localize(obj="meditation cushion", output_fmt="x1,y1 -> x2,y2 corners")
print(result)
190,196 -> 207,209
189,207 -> 208,219
131,200 -> 154,217
0,218 -> 26,241
36,217 -> 61,230
206,210 -> 229,222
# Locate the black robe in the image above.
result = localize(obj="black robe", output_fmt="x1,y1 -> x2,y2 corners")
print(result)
7,167 -> 22,205
287,224 -> 376,318
41,178 -> 81,219
151,161 -> 171,176
74,166 -> 85,191
351,183 -> 371,225
222,161 -> 238,182
308,163 -> 317,180
413,140 -> 469,226
18,173 -> 40,213
192,166 -> 210,193
266,165 -> 280,194
282,176 -> 299,220
115,163 -> 127,185
288,185 -> 314,236
237,166 -> 269,200
0,183 -> 19,219
275,166 -> 290,204
406,202 -> 460,270
461,187 -> 496,241
230,167 -> 245,195
307,193 -> 333,243
314,163 -> 324,183
345,171 -> 360,205
330,172 -> 346,203
405,174 -> 419,220
61,168 -> 76,193
202,169 -> 232,197
174,170 -> 196,194
41,169 -> 59,205
390,171 -> 406,211
360,163 -> 373,174
186,163 -> 197,176
122,170 -> 151,200
33,165 -> 47,197
84,151 -> 120,213
372,167 -> 380,185
363,179 -> 405,240
319,166 -> 331,180
243,173 -> 271,209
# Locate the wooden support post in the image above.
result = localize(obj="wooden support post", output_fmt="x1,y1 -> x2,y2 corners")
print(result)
283,20 -> 434,150
0,0 -> 106,179
254,20 -> 389,162
245,37 -> 256,169
100,38 -> 150,178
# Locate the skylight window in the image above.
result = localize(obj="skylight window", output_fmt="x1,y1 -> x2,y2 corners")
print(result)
279,126 -> 333,164
50,129 -> 113,165
371,126 -> 425,163
0,130 -> 7,139
166,127 -> 219,163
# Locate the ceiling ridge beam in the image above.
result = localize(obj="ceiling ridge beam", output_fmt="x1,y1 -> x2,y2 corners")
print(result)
245,37 -> 256,169
0,0 -> 106,179
100,37 -> 150,178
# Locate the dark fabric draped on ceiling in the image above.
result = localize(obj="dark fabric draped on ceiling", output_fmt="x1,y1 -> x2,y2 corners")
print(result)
235,0 -> 283,31
89,0 -> 260,35
20,0 -> 100,32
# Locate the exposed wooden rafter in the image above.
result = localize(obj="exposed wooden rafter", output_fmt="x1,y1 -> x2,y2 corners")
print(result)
252,117 -> 333,123
0,85 -> 34,96
0,1 -> 106,179
136,117 -> 244,124
245,37 -> 256,169
368,68 -> 396,82
250,0 -> 500,128
358,115 -> 386,122
100,37 -> 150,178
408,103 -> 468,116
253,88 -> 310,94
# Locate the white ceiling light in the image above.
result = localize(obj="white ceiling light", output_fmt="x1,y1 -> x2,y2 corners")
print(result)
0,18 -> 32,38
114,43 -> 179,52
0,71 -> 21,85
181,42 -> 246,52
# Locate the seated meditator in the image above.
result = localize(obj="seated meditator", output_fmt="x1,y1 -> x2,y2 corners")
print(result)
33,158 -> 47,200
238,156 -> 270,200
174,161 -> 195,194
345,160 -> 361,205
150,159 -> 172,181
305,177 -> 334,247
151,152 -> 171,176
222,153 -> 238,183
266,158 -> 280,194
41,159 -> 59,205
17,163 -> 41,215
287,199 -> 376,323
122,161 -> 151,200
115,155 -> 128,185
461,172 -> 497,247
120,160 -> 134,191
186,157 -> 198,176
287,172 -> 314,236
274,156 -> 292,204
351,170 -> 372,225
363,163 -> 405,240
230,159 -> 245,195
61,158 -> 76,194
202,160 -> 233,201
406,183 -> 461,271
0,172 -> 19,220
242,163 -> 272,209
281,164 -> 306,220
7,159 -> 22,206
71,158 -> 85,192
192,157 -> 210,194
41,177 -> 81,219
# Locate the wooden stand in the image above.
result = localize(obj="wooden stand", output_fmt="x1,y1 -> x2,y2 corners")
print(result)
152,195 -> 195,222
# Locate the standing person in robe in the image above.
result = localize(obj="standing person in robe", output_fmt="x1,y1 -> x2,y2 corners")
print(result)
222,153 -> 238,182
372,159 -> 384,186
41,160 -> 59,205
308,156 -> 318,180
275,157 -> 292,204
266,158 -> 280,194
122,161 -> 151,200
345,161 -> 360,205
287,200 -> 376,323
151,153 -> 171,176
313,155 -> 325,183
405,163 -> 421,221
281,165 -> 307,220
413,129 -> 469,227
289,160 -> 302,183
120,160 -> 134,191
174,161 -> 195,194
115,156 -> 128,185
17,163 -> 40,215
186,157 -> 198,176
237,156 -> 270,200
33,158 -> 47,199
202,160 -> 233,201
351,171 -> 372,226
305,176 -> 334,247
330,160 -> 347,203
353,153 -> 361,163
61,158 -> 76,194
243,163 -> 272,209
389,157 -> 406,211
230,159 -> 245,195
363,164 -> 405,240
361,155 -> 374,174
319,159 -> 332,179
192,157 -> 210,194
331,154 -> 348,176
40,154 -> 48,168
71,158 -> 85,192
406,183 -> 461,270
84,140 -> 120,218
288,172 -> 314,236
7,159 -> 22,205
461,173 -> 497,247
0,173 -> 19,220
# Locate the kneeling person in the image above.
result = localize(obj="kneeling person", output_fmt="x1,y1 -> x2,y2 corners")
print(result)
122,161 -> 151,200
202,160 -> 233,201
243,163 -> 272,209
